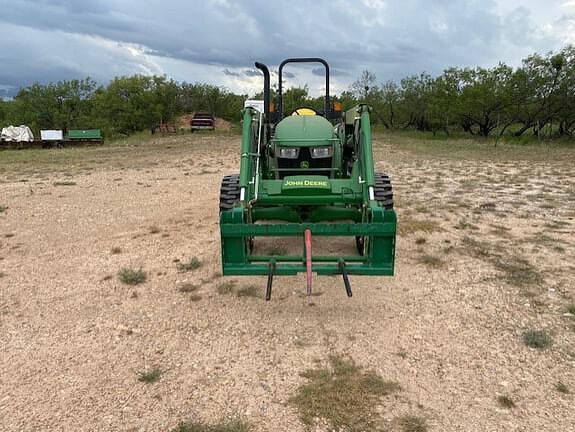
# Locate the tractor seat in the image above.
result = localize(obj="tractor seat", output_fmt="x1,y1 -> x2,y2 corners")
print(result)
291,107 -> 317,116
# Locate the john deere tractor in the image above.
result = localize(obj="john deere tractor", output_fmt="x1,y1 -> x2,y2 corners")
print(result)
219,58 -> 396,299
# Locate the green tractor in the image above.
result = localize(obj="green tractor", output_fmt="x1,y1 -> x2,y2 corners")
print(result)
219,58 -> 396,299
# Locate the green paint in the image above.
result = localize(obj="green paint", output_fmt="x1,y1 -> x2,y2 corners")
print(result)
220,95 -> 397,280
274,115 -> 334,147
67,129 -> 102,140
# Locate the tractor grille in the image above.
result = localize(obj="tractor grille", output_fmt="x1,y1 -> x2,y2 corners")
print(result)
277,147 -> 332,179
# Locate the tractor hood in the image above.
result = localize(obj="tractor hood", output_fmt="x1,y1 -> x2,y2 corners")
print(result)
274,115 -> 334,147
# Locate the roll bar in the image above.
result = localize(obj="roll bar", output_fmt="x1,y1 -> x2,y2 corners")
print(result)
278,58 -> 330,119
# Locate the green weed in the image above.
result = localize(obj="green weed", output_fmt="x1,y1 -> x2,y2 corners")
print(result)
118,267 -> 146,285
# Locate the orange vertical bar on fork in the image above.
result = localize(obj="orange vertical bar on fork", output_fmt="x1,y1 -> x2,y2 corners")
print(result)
304,229 -> 312,295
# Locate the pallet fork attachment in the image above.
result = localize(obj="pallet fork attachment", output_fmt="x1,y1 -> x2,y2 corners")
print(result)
339,259 -> 353,297
305,229 -> 313,296
266,259 -> 276,301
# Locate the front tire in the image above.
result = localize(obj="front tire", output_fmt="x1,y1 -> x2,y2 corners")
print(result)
356,172 -> 394,255
219,174 -> 240,213
374,172 -> 393,210
219,174 -> 253,253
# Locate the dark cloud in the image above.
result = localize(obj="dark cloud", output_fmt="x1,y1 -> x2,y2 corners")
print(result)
283,71 -> 296,79
223,69 -> 240,77
243,69 -> 261,77
0,0 -> 569,94
312,68 -> 347,77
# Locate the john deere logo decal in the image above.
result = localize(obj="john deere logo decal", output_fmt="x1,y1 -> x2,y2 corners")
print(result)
284,180 -> 329,187
300,161 -> 310,169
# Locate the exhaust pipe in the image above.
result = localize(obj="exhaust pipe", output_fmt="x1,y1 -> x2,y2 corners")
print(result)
254,62 -> 270,119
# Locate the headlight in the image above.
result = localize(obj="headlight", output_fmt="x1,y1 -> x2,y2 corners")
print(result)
310,146 -> 333,158
278,147 -> 299,159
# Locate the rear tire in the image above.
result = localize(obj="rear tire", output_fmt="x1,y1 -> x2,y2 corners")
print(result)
219,174 -> 240,213
356,172 -> 393,255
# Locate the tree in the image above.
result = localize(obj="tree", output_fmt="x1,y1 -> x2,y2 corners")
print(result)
3,45 -> 575,141
510,52 -> 566,136
337,90 -> 358,111
399,73 -> 433,131
555,46 -> 575,136
456,64 -> 514,137
9,79 -> 98,134
0,98 -> 7,124
350,70 -> 378,101
426,69 -> 461,135
93,75 -> 181,134
282,86 -> 310,114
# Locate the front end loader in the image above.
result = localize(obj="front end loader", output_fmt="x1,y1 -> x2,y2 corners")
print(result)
219,58 -> 396,299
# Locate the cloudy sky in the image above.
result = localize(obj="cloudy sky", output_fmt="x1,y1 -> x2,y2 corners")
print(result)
0,0 -> 573,97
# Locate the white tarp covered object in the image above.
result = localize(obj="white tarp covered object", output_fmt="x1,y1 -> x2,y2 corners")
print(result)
40,130 -> 64,141
1,125 -> 34,142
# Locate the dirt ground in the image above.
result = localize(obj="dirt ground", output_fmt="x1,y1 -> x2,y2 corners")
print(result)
1,132 -> 574,431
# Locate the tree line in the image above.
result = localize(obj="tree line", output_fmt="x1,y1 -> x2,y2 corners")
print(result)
344,46 -> 575,138
0,76 -> 246,137
282,46 -> 575,139
0,46 -> 573,139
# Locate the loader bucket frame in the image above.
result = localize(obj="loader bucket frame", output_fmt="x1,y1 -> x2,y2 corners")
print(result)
220,205 -> 395,300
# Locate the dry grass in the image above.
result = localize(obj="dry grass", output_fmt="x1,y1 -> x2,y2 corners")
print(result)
460,236 -> 495,259
454,219 -> 479,231
417,254 -> 444,268
236,285 -> 260,298
460,236 -> 542,287
178,283 -> 199,293
137,367 -> 162,384
290,355 -> 400,432
385,132 -> 575,162
217,280 -> 237,295
497,395 -> 516,409
110,246 -> 122,254
522,330 -> 553,349
172,418 -> 250,432
399,216 -> 441,236
493,255 -> 543,287
176,257 -> 202,272
396,415 -> 429,432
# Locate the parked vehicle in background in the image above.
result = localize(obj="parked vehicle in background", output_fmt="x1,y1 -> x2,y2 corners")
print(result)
190,112 -> 215,132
